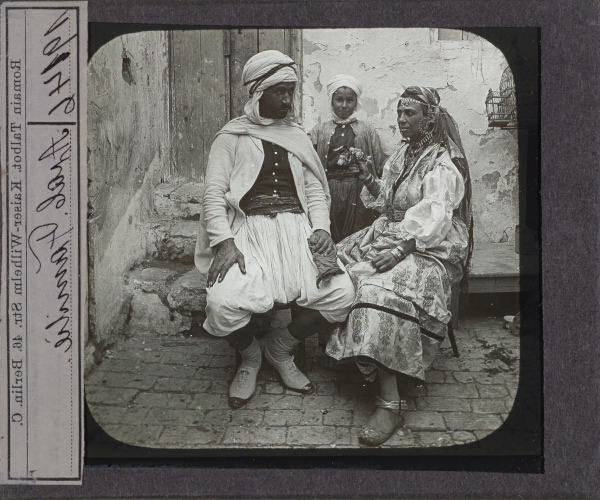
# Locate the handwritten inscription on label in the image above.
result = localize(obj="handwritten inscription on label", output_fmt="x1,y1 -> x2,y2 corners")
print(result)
2,2 -> 87,484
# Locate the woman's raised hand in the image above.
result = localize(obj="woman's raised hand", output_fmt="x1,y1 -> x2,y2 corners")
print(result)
356,157 -> 373,179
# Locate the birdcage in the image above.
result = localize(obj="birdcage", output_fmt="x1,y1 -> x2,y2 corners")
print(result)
485,68 -> 517,129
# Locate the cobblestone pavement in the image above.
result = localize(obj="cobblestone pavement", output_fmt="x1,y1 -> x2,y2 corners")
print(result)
86,315 -> 539,451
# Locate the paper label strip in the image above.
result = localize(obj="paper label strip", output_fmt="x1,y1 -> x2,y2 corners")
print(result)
1,1 -> 87,484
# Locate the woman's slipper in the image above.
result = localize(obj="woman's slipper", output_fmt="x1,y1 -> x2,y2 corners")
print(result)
358,397 -> 406,446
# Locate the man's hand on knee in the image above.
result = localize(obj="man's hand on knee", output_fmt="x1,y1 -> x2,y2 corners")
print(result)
208,238 -> 246,287
308,229 -> 335,256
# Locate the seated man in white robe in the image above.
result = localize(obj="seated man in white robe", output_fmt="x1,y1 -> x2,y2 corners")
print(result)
195,50 -> 355,409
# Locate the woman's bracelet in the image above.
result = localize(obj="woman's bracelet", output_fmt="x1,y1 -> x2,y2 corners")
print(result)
361,173 -> 381,197
390,246 -> 406,262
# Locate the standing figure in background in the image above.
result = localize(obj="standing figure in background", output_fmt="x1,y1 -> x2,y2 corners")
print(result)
195,50 -> 355,409
309,74 -> 388,244
327,86 -> 473,446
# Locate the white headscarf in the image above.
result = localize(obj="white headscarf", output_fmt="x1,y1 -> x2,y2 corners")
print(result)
326,74 -> 363,124
242,50 -> 298,125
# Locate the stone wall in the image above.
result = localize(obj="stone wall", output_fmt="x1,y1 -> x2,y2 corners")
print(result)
301,28 -> 519,243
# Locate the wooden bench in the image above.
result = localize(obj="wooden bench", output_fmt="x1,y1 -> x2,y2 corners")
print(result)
451,241 -> 539,327
468,241 -> 538,293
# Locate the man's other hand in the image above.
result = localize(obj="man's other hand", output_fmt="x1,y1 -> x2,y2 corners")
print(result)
207,238 -> 246,287
308,229 -> 335,256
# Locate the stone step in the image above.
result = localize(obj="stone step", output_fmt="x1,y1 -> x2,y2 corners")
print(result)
146,219 -> 198,263
126,262 -> 208,335
154,181 -> 203,219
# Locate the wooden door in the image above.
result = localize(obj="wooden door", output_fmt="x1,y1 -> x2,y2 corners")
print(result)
169,30 -> 229,180
169,28 -> 301,180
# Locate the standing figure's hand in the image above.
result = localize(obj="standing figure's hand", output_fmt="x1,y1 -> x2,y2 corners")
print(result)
207,238 -> 246,287
308,229 -> 336,256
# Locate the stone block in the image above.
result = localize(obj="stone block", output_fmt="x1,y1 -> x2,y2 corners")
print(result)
157,425 -> 192,447
244,394 -> 283,410
453,371 -> 507,385
470,398 -> 508,414
299,410 -> 324,425
109,424 -> 164,447
129,291 -> 191,335
412,431 -> 454,448
287,426 -> 336,446
230,410 -> 265,427
424,370 -> 445,384
144,408 -> 203,426
167,268 -> 208,314
381,427 -> 414,448
183,425 -> 225,447
404,411 -> 447,431
261,382 -> 285,395
315,382 -> 338,396
222,426 -> 250,445
443,412 -> 503,431
270,395 -> 303,410
209,356 -> 233,368
154,181 -> 203,219
153,182 -> 181,217
352,410 -> 371,426
474,430 -> 495,440
426,383 -> 479,399
209,379 -> 230,395
334,427 -> 352,446
140,363 -> 197,380
88,404 -> 128,426
452,431 -> 478,444
96,372 -> 158,391
85,387 -> 138,406
264,410 -> 303,426
302,394 -> 334,410
133,392 -> 191,409
323,409 -> 352,426
150,220 -> 198,262
477,385 -> 509,398
189,393 -> 229,410
248,427 -> 287,446
194,367 -> 234,381
431,357 -> 460,371
128,267 -> 179,295
416,397 -> 471,413
203,409 -> 232,426
158,350 -> 209,367
94,358 -> 145,374
119,407 -> 152,425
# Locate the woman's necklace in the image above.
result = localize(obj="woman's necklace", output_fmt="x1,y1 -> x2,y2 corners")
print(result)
392,130 -> 434,198
404,130 -> 434,169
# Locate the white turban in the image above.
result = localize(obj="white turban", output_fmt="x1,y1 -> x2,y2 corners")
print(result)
326,74 -> 363,102
326,74 -> 363,124
242,50 -> 298,125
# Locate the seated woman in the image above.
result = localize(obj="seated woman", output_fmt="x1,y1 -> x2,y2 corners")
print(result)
309,74 -> 388,244
326,86 -> 473,446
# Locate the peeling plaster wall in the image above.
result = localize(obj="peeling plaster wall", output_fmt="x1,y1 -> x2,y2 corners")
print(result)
88,32 -> 170,349
302,28 -> 518,243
